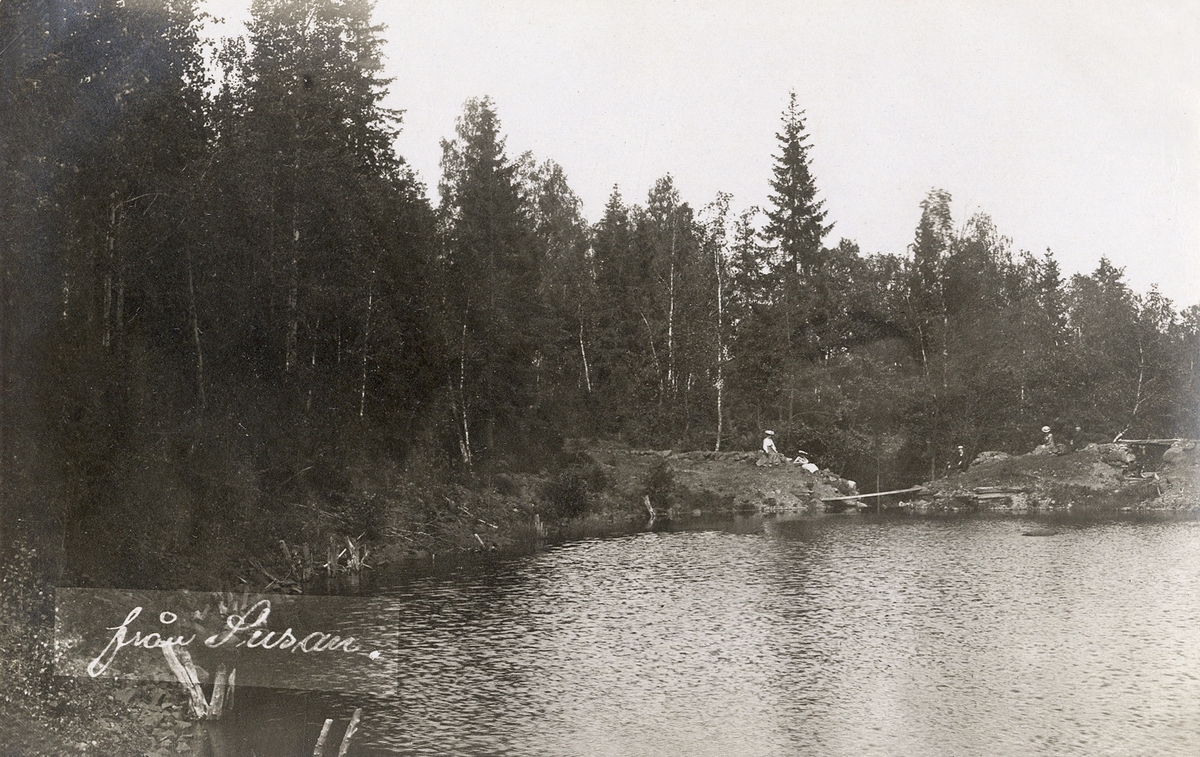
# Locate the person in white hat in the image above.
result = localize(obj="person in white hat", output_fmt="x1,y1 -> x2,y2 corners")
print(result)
1042,426 -> 1054,447
948,444 -> 966,473
762,430 -> 778,455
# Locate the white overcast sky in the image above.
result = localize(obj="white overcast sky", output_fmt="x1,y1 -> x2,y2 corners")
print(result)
200,0 -> 1200,307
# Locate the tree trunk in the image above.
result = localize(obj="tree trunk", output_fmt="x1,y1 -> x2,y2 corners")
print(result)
453,321 -> 472,465
286,130 -> 302,373
578,315 -> 592,393
641,312 -> 663,402
102,203 -> 117,347
286,217 -> 299,372
186,247 -> 206,409
714,235 -> 724,452
667,221 -> 676,396
359,273 -> 373,418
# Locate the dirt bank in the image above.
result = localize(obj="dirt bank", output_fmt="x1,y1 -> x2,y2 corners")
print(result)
573,441 -> 862,515
367,440 -> 864,565
912,440 -> 1199,511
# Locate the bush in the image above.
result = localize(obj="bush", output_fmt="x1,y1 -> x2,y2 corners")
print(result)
0,543 -> 165,756
543,467 -> 591,520
643,460 -> 675,512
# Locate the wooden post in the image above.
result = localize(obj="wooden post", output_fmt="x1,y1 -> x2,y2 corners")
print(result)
160,646 -> 237,721
312,719 -> 334,756
337,708 -> 363,757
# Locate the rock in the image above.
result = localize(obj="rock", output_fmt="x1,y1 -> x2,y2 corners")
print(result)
1162,444 -> 1186,464
972,451 -> 1011,464
1103,446 -> 1134,464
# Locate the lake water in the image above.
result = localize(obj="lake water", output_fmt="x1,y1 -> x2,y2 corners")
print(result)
223,511 -> 1200,756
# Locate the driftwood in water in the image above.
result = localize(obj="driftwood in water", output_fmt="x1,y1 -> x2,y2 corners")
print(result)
160,643 -> 206,719
325,534 -> 370,576
207,664 -> 231,719
336,710 -> 362,757
311,709 -> 364,757
344,535 -> 369,571
161,645 -> 237,720
312,719 -> 334,756
337,708 -> 363,757
225,668 -> 236,711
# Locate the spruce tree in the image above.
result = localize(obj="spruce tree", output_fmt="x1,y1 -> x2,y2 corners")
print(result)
439,96 -> 542,462
764,91 -> 833,284
762,91 -> 833,425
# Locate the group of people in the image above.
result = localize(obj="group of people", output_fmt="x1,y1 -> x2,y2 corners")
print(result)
1035,424 -> 1085,455
760,423 -> 1090,481
761,430 -> 820,473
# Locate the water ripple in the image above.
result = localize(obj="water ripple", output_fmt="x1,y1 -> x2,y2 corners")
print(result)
292,513 -> 1200,756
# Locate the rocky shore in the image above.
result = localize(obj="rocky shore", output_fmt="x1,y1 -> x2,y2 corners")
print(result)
375,439 -> 1200,569
909,440 -> 1199,512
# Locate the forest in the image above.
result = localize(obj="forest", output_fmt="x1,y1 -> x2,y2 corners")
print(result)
2,0 -> 1197,585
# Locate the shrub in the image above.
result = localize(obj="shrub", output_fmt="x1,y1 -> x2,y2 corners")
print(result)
543,467 -> 590,520
643,460 -> 675,512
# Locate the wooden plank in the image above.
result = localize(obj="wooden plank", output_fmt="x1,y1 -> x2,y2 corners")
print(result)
820,486 -> 923,502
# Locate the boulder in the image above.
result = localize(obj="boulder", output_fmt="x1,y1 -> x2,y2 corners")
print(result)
972,451 -> 1011,465
1101,445 -> 1134,465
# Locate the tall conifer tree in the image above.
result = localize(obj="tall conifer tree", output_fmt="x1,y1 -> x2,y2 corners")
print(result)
764,92 -> 832,286
439,97 -> 542,462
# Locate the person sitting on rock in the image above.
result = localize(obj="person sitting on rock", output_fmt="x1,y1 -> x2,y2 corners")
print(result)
1069,425 -> 1084,452
758,430 -> 788,466
1033,425 -> 1057,455
763,430 -> 779,455
946,445 -> 966,473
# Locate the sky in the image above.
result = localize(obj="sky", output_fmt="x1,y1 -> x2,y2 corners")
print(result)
200,0 -> 1200,307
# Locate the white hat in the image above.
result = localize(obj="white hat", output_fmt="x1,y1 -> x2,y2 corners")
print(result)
1042,426 -> 1051,433
765,430 -> 775,435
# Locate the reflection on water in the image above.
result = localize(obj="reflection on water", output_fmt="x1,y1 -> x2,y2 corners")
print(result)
232,512 -> 1200,756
